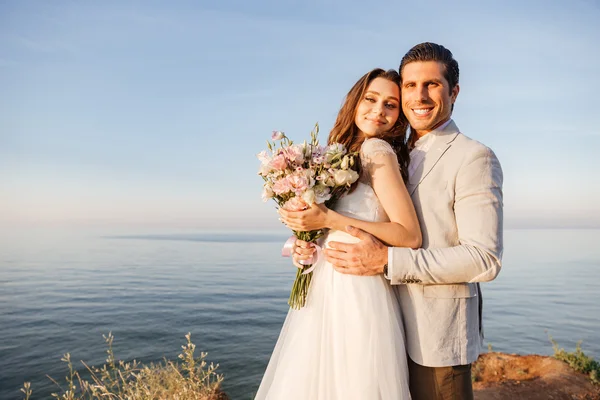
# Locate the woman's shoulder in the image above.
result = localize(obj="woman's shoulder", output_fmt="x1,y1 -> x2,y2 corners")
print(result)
360,137 -> 395,158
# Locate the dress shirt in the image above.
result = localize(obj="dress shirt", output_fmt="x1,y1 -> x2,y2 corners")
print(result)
408,119 -> 452,178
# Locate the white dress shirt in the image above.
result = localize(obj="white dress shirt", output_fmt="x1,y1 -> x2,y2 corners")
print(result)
408,119 -> 452,178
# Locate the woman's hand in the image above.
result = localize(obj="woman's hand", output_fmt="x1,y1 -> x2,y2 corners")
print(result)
279,203 -> 332,231
292,239 -> 317,269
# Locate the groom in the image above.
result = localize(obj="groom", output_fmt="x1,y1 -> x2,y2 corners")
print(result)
293,42 -> 503,399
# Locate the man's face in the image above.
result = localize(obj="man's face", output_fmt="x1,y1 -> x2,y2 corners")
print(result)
401,61 -> 459,137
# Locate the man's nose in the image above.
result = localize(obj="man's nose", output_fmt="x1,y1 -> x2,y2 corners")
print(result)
417,85 -> 429,101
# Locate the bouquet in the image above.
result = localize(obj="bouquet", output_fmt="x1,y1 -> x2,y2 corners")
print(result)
257,123 -> 360,309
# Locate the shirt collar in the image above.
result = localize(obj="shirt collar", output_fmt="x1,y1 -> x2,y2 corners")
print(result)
413,119 -> 453,150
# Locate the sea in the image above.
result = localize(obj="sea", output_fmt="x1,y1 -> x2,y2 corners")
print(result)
0,228 -> 598,399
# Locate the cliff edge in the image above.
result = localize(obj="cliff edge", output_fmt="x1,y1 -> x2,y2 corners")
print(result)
473,352 -> 600,400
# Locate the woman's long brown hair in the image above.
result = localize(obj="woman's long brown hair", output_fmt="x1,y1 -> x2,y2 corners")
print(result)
328,68 -> 410,183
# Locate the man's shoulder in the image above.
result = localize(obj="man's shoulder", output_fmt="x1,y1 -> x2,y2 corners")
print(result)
453,131 -> 491,152
452,131 -> 499,161
450,132 -> 503,183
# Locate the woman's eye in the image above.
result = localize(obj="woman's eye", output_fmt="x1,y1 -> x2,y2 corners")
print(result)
385,103 -> 397,109
365,97 -> 375,102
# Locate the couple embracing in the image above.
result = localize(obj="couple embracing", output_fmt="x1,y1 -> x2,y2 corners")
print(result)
256,42 -> 504,400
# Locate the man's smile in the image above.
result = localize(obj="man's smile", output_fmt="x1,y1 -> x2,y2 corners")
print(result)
411,107 -> 433,117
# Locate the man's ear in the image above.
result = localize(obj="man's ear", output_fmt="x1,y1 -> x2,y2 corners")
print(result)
451,84 -> 460,104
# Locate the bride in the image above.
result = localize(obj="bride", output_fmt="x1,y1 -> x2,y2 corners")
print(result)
255,68 -> 421,400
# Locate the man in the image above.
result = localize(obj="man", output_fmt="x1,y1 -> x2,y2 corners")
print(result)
288,42 -> 503,399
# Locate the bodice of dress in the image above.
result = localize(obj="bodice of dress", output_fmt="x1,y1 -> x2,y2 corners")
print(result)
330,138 -> 397,224
332,182 -> 388,223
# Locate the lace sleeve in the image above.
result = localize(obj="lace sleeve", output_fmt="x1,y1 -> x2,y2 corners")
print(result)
359,138 -> 399,184
360,138 -> 395,161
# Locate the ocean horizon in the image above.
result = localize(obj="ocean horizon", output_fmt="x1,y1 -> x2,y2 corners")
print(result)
1,227 -> 598,399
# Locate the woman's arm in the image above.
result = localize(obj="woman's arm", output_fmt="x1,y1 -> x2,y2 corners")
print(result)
279,146 -> 421,249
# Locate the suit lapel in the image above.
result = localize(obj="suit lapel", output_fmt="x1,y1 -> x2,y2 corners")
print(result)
408,121 -> 461,196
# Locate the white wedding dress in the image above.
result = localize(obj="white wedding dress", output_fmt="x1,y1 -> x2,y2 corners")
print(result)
255,138 -> 411,400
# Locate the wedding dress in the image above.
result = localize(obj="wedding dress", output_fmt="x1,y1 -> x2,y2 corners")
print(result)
255,138 -> 411,400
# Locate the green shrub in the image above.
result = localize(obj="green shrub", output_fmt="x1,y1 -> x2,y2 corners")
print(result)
550,335 -> 600,385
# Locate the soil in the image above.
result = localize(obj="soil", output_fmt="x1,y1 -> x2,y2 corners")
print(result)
473,352 -> 600,400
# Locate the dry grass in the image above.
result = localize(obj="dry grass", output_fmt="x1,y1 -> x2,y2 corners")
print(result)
21,332 -> 227,400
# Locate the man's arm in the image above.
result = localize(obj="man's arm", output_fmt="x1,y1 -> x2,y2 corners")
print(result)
388,147 -> 503,285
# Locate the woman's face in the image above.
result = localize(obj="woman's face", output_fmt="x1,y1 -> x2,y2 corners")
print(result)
354,77 -> 400,138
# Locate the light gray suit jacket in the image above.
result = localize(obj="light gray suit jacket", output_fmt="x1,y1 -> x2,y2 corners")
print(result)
388,120 -> 503,367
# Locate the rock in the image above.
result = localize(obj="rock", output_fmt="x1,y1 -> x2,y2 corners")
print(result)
473,352 -> 600,400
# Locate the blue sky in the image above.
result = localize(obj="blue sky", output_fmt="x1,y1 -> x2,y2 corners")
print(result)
1,0 -> 599,231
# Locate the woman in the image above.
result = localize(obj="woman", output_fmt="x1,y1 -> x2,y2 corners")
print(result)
255,68 -> 421,400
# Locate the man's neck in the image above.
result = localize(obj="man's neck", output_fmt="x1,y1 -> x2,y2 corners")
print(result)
415,118 -> 451,138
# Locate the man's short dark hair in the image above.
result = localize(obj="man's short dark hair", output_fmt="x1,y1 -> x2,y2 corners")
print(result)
399,42 -> 459,91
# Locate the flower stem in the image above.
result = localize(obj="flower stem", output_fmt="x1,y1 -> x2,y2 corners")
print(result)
288,268 -> 313,309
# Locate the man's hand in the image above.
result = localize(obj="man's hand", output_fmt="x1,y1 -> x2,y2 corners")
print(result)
325,226 -> 388,276
279,203 -> 330,231
292,239 -> 317,269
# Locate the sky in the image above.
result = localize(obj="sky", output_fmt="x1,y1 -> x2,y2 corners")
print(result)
1,0 -> 599,232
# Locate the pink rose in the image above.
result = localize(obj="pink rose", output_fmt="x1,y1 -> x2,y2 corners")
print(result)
287,174 -> 309,195
269,154 -> 287,171
272,177 -> 292,195
282,196 -> 309,211
283,145 -> 305,165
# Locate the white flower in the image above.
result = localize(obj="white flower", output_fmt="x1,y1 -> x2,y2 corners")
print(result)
327,143 -> 346,154
271,130 -> 285,140
333,169 -> 359,186
257,150 -> 272,165
325,143 -> 345,164
258,163 -> 271,176
319,170 -> 336,187
261,185 -> 274,202
299,168 -> 315,185
313,184 -> 332,204
302,188 -> 316,205
340,155 -> 350,170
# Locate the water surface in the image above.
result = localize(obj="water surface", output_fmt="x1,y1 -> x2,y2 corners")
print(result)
1,228 -> 598,399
